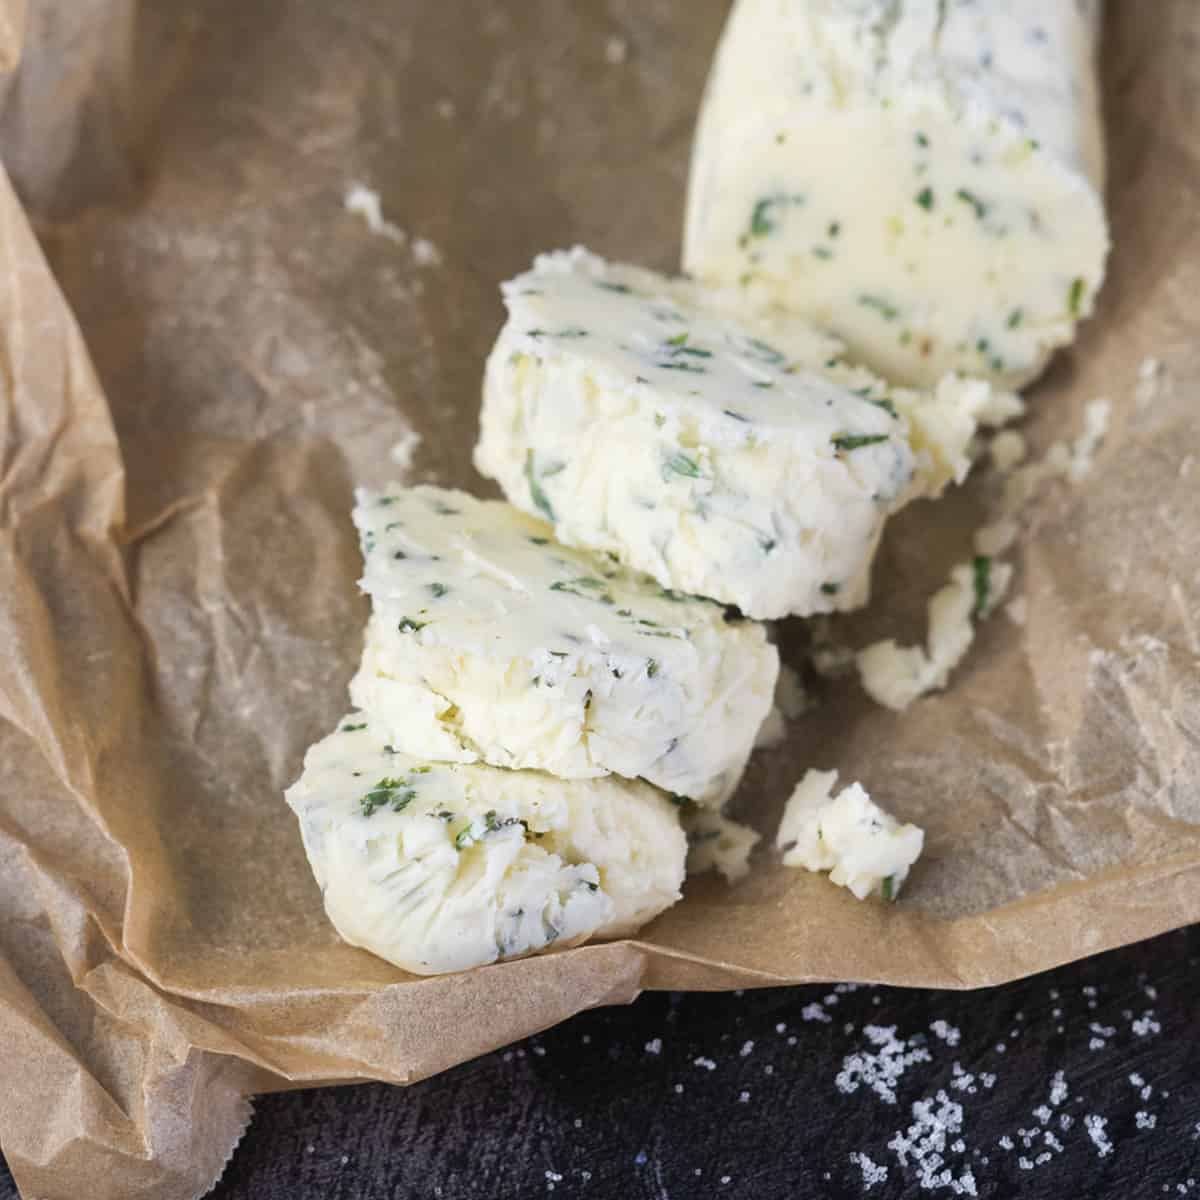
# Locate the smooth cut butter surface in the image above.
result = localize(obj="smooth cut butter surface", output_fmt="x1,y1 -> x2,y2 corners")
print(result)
684,0 -> 1109,388
475,248 -> 989,620
350,484 -> 778,805
285,713 -> 687,975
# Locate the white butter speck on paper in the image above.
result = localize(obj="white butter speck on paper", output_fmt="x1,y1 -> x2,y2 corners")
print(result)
412,237 -> 443,268
388,428 -> 422,472
344,182 -> 407,244
284,712 -> 686,975
351,485 -> 778,805
776,769 -> 924,901
684,809 -> 761,883
858,557 -> 1013,712
684,0 -> 1109,389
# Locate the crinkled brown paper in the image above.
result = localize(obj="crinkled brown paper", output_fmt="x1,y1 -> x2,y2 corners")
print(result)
0,2 -> 1196,1197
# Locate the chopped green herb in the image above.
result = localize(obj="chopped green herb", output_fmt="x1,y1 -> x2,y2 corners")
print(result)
1007,308 -> 1024,329
668,793 -> 695,810
972,554 -> 992,617
820,582 -> 840,596
760,536 -> 777,553
529,536 -> 550,545
832,433 -> 890,451
749,192 -> 803,238
392,549 -> 407,560
1068,276 -> 1086,316
881,874 -> 898,902
654,412 -> 666,428
662,451 -> 702,480
595,281 -> 632,294
915,187 -> 935,211
583,689 -> 593,711
666,331 -> 689,347
828,221 -> 841,238
676,346 -> 713,358
428,582 -> 448,598
524,450 -> 556,522
377,496 -> 397,506
744,336 -> 786,364
431,501 -> 460,516
724,409 -> 750,422
527,326 -> 588,340
976,338 -> 990,354
340,722 -> 367,732
870,397 -> 899,419
813,246 -> 833,260
858,294 -> 899,321
360,777 -> 417,818
955,188 -> 988,220
656,360 -> 707,373
548,650 -> 569,658
646,659 -> 659,678
750,197 -> 776,237
915,131 -> 929,147
753,380 -> 775,389
397,617 -> 428,633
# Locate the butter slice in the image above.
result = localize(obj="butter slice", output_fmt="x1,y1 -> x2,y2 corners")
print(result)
475,248 -> 987,620
285,713 -> 686,975
350,485 -> 778,805
684,0 -> 1109,388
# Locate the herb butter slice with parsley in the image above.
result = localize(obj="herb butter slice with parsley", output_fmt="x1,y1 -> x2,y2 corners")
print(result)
284,713 -> 686,975
684,0 -> 1109,389
475,248 -> 988,621
350,485 -> 777,806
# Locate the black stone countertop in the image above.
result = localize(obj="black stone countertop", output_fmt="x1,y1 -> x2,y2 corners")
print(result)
7,926 -> 1194,1200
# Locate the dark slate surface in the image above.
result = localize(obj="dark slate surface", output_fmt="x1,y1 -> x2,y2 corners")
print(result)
5,927 -> 1198,1199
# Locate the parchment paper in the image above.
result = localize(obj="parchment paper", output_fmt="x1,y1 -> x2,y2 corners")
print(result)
0,2 -> 1197,1197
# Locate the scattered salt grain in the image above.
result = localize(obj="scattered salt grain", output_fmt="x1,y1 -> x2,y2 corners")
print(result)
931,1021 -> 961,1047
1132,1011 -> 1162,1037
645,1038 -> 662,1055
740,1040 -> 755,1057
836,1025 -> 932,1105
850,1151 -> 889,1190
694,1056 -> 717,1071
1084,1114 -> 1113,1157
888,1090 -> 978,1196
1136,1112 -> 1158,1130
